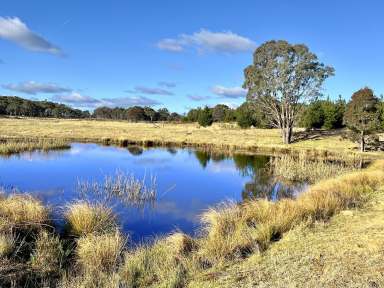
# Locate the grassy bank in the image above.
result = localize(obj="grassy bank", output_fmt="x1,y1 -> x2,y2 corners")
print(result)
0,117 -> 382,159
0,137 -> 70,155
0,160 -> 383,287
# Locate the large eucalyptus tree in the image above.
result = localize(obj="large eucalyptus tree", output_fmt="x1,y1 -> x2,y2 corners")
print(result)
243,40 -> 334,144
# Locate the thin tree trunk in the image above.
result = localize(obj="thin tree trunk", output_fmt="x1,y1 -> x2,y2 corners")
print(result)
360,131 -> 365,152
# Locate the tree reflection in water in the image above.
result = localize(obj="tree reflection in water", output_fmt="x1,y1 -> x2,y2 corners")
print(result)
194,150 -> 303,201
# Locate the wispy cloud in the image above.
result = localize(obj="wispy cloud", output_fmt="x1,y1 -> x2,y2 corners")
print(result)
53,92 -> 161,108
211,85 -> 247,98
101,96 -> 161,107
0,17 -> 63,56
2,81 -> 71,95
126,85 -> 174,96
157,29 -> 256,54
158,81 -> 176,88
187,94 -> 212,101
52,92 -> 100,106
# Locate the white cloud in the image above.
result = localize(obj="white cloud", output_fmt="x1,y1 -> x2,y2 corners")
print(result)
127,85 -> 174,96
157,29 -> 256,54
187,94 -> 211,101
53,92 -> 100,106
0,17 -> 63,55
157,39 -> 183,52
2,81 -> 71,95
211,85 -> 247,98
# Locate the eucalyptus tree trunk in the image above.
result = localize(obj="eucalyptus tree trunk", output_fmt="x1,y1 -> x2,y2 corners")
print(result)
360,131 -> 365,152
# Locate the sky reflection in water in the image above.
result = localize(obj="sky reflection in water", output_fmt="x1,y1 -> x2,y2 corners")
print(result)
0,143 -> 304,241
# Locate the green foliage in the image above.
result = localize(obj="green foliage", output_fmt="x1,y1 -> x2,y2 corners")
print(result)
344,87 -> 380,151
344,87 -> 379,134
300,97 -> 346,130
198,106 -> 213,127
0,96 -> 89,118
212,104 -> 235,122
236,102 -> 257,128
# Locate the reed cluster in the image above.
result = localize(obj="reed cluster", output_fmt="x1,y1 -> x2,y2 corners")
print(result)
270,153 -> 360,183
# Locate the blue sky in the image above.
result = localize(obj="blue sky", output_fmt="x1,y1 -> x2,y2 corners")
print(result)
0,0 -> 383,113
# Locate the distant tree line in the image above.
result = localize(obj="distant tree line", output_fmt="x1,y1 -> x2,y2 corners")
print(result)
0,96 -> 90,118
93,106 -> 182,122
0,96 -> 182,122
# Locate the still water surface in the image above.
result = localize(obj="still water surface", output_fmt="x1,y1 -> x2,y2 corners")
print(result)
0,143 -> 305,241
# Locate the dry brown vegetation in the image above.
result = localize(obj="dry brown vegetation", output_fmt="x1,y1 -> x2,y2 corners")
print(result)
0,137 -> 70,155
1,117 -> 382,159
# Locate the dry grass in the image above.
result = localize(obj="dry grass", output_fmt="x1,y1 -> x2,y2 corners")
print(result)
0,194 -> 49,227
120,232 -> 195,288
191,192 -> 384,287
76,231 -> 125,273
30,230 -> 64,274
0,234 -> 15,258
65,202 -> 117,236
1,117 -> 380,158
270,153 -> 358,183
198,160 -> 384,265
0,137 -> 70,155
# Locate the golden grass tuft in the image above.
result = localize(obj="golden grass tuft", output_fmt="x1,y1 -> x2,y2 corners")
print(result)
165,232 -> 196,256
76,231 -> 125,273
0,194 -> 49,226
199,202 -> 259,262
0,234 -> 15,258
30,230 -> 64,273
120,234 -> 192,288
65,202 -> 117,236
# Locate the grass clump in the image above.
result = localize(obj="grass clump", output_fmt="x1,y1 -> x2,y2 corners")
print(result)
30,230 -> 64,274
199,203 -> 259,263
0,234 -> 15,258
76,231 -> 125,273
120,232 -> 194,288
65,202 -> 117,236
0,194 -> 49,227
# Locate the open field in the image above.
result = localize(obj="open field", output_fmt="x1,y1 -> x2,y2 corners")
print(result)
0,117 -> 382,159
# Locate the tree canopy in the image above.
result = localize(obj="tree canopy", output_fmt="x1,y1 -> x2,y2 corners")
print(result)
344,87 -> 380,152
243,40 -> 335,143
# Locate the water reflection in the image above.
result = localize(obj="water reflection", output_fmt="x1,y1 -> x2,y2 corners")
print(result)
193,150 -> 302,201
0,143 -> 305,241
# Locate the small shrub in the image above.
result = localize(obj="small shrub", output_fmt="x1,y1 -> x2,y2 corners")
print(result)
197,107 -> 213,127
65,202 -> 117,236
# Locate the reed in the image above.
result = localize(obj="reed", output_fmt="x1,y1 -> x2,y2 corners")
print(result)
270,153 -> 359,183
76,170 -> 157,208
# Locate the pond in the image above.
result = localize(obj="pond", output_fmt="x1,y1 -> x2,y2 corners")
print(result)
0,143 -> 306,242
